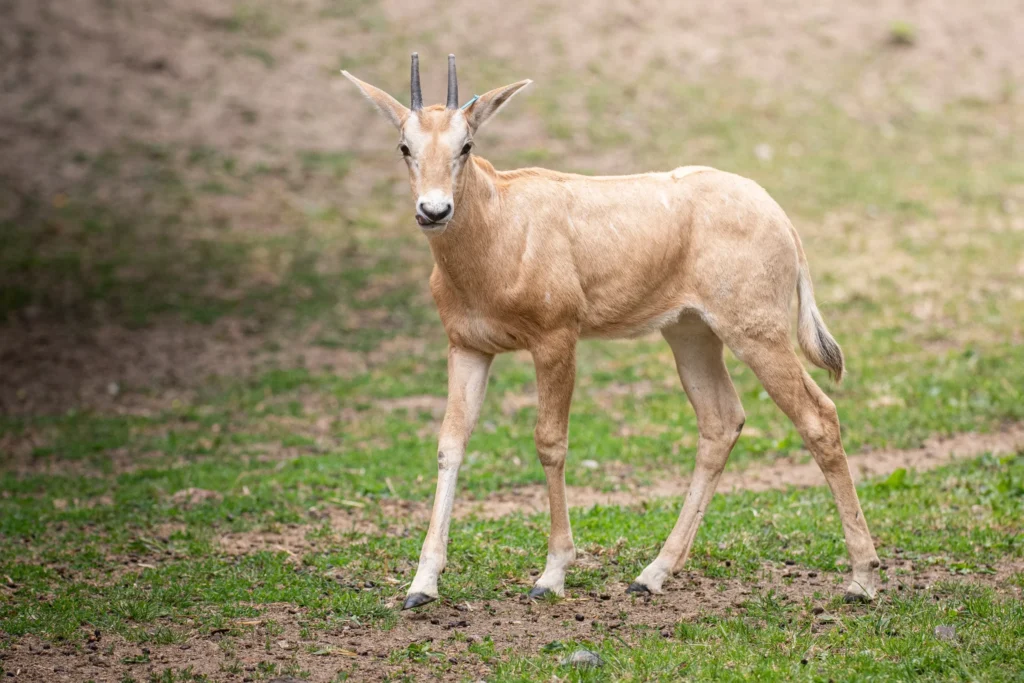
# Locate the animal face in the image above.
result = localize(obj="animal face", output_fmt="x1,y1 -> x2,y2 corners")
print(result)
398,105 -> 474,233
342,53 -> 531,236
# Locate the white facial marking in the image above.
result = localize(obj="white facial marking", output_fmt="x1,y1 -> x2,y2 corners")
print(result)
404,111 -> 472,233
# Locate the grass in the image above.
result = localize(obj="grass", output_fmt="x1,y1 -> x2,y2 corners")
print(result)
0,453 -> 1021,679
3,18 -> 1024,679
495,586 -> 1024,682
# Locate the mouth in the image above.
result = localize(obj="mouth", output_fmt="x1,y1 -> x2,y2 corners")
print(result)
415,215 -> 449,230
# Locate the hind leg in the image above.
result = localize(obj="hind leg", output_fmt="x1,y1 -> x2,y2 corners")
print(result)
731,336 -> 880,601
630,317 -> 745,594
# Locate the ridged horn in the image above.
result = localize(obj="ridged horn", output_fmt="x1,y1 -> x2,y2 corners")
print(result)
410,53 -> 422,110
446,54 -> 458,109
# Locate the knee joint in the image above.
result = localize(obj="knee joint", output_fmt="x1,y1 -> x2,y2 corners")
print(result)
699,412 -> 746,445
535,426 -> 567,468
436,449 -> 463,471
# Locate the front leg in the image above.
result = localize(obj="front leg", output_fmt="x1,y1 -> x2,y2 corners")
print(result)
403,346 -> 493,610
528,331 -> 578,599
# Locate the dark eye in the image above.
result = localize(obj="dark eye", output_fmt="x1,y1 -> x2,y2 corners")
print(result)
460,142 -> 473,156
400,144 -> 411,157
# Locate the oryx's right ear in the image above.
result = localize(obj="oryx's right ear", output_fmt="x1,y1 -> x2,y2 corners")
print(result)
341,71 -> 409,130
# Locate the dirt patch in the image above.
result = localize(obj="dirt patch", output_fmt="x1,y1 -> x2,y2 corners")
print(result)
185,423 -> 1024,561
445,422 -> 1024,520
217,509 -> 391,559
3,561 -> 1021,682
5,0 -> 1023,206
0,316 -> 374,417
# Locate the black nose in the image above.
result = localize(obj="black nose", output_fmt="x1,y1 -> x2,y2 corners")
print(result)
419,204 -> 452,222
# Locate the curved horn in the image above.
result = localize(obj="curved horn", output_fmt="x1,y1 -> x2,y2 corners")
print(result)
410,53 -> 422,110
446,54 -> 458,109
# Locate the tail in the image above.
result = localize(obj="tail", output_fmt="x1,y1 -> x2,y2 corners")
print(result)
795,248 -> 845,383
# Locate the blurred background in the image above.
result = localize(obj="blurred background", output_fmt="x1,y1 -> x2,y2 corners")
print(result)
2,0 -> 1022,424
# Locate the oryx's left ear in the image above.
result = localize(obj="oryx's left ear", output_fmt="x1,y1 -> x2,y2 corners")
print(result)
465,80 -> 532,133
341,71 -> 409,130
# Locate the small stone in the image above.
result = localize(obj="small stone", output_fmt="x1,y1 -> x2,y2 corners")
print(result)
935,625 -> 957,642
561,648 -> 602,668
575,614 -> 585,622
580,459 -> 599,470
754,143 -> 774,162
812,606 -> 824,615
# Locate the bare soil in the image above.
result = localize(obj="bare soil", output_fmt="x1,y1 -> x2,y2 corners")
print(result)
449,422 -> 1024,522
196,423 -> 1024,560
3,560 -> 1021,683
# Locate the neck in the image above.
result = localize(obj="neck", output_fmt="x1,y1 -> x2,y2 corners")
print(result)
426,156 -> 500,274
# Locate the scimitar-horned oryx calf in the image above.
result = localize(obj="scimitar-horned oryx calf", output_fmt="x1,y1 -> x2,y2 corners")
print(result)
342,54 -> 880,610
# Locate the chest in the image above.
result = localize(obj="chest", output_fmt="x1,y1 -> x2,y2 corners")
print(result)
429,265 -> 572,353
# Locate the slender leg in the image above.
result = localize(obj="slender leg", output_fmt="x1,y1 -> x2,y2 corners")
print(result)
527,330 -> 578,598
631,319 -> 745,594
403,346 -> 493,609
733,338 -> 880,601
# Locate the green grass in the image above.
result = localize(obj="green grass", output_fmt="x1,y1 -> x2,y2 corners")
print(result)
3,32 -> 1024,680
494,585 -> 1024,682
1,453 -> 1021,641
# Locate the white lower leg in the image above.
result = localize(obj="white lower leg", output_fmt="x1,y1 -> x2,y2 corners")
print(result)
817,458 -> 880,601
634,465 -> 723,593
408,450 -> 462,598
533,549 -> 576,595
531,461 -> 575,596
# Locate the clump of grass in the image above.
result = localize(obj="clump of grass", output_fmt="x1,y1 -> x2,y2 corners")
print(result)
888,20 -> 917,47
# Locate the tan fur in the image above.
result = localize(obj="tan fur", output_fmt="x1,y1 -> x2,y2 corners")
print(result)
343,70 -> 879,606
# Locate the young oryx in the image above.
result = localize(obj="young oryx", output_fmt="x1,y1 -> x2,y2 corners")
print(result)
342,54 -> 881,610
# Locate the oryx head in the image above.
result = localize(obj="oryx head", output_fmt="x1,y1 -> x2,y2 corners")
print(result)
343,54 -> 531,235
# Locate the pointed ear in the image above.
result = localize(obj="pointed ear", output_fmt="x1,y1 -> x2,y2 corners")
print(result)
465,80 -> 532,133
341,71 -> 409,130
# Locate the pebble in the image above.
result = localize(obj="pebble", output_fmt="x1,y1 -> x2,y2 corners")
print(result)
561,648 -> 603,668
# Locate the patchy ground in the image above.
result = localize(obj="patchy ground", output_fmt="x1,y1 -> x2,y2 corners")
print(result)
4,559 -> 1022,683
2,0 -> 1024,681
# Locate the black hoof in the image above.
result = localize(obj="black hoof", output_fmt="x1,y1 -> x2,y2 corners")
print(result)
626,582 -> 651,595
843,591 -> 871,604
402,592 -> 436,610
528,586 -> 553,600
